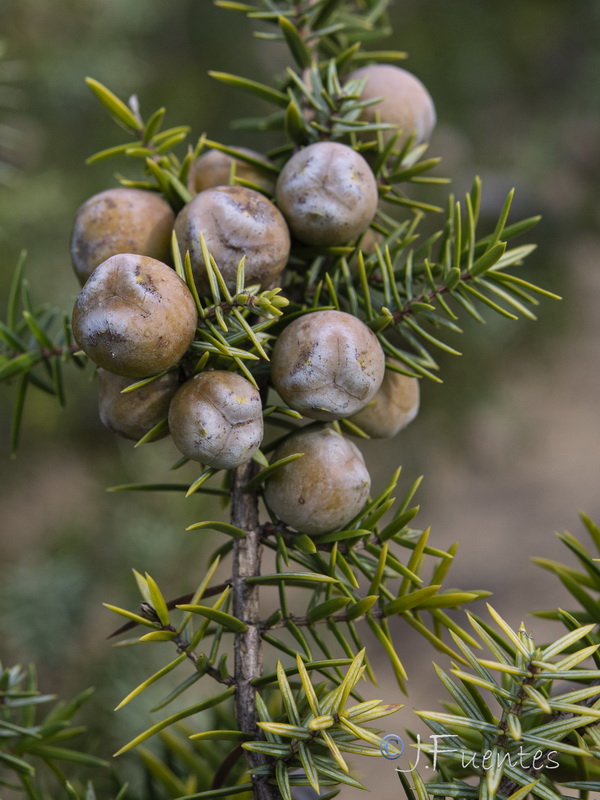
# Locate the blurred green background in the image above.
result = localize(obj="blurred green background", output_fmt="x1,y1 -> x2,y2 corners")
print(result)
1,0 -> 599,796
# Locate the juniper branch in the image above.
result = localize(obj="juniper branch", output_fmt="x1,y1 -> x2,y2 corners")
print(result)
231,457 -> 277,800
495,660 -> 539,750
2,342 -> 81,364
137,601 -> 235,687
106,582 -> 232,638
388,266 -> 486,324
497,678 -> 600,798
261,608 -> 384,631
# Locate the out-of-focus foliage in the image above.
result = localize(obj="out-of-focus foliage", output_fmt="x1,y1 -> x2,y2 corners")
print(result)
0,661 -> 123,798
0,39 -> 25,187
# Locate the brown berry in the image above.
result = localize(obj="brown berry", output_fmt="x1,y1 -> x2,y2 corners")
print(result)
270,310 -> 385,421
345,64 -> 436,147
97,369 -> 179,441
263,426 -> 371,535
72,254 -> 198,378
174,185 -> 290,294
348,360 -> 419,438
275,141 -> 378,246
168,371 -> 263,469
70,188 -> 174,286
187,148 -> 276,195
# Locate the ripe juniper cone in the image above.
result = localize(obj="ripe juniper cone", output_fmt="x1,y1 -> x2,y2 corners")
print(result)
187,148 -> 276,195
97,369 -> 179,442
348,360 -> 420,438
346,64 -> 436,146
168,370 -> 263,469
70,187 -> 175,285
275,141 -> 379,246
271,309 -> 386,420
264,426 -> 371,535
174,185 -> 290,294
72,254 -> 198,378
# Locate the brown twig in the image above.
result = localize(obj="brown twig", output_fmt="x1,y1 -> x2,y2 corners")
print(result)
231,458 -> 277,800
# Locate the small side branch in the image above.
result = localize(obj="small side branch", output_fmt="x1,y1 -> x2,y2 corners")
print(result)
497,676 -> 600,797
262,608 -> 383,631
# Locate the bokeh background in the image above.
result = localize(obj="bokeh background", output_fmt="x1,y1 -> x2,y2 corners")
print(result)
1,0 -> 599,797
